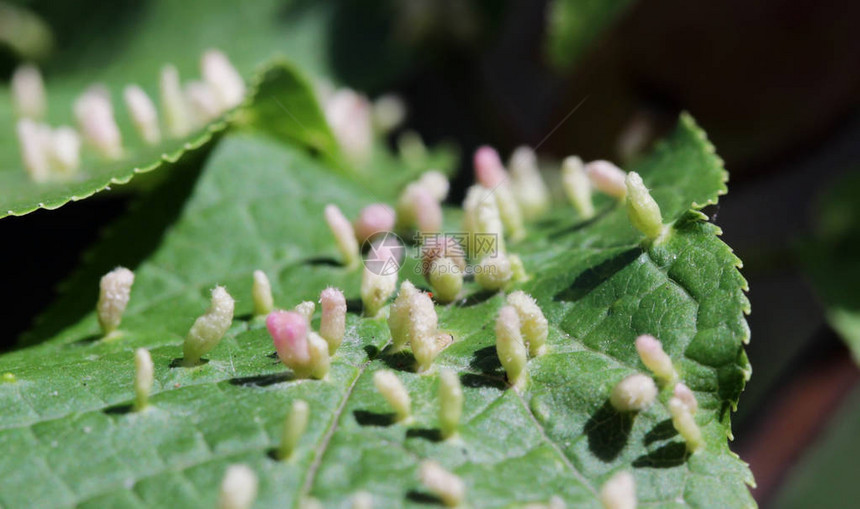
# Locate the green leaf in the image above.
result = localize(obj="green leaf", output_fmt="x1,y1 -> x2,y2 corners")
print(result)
545,0 -> 637,70
801,171 -> 860,363
0,0 -> 335,219
0,114 -> 753,507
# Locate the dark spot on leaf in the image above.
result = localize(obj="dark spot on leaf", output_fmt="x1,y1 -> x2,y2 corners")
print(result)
554,248 -> 641,302
584,400 -> 634,462
229,372 -> 294,387
406,428 -> 443,442
353,410 -> 396,427
632,441 -> 688,468
267,351 -> 279,359
643,419 -> 678,445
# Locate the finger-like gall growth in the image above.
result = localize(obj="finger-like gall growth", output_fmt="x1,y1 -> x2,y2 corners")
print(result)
160,65 -> 192,137
668,397 -> 703,453
354,204 -> 396,243
388,280 -> 419,351
625,171 -> 666,241
201,49 -> 245,110
610,374 -> 657,412
218,464 -> 258,509
418,461 -> 465,507
267,310 -> 328,379
11,64 -> 46,119
407,292 -> 440,373
418,170 -> 450,202
561,156 -> 595,219
252,270 -> 274,317
319,287 -> 347,354
428,257 -> 463,304
74,86 -> 123,159
182,286 -> 234,366
278,399 -> 309,460
673,382 -> 698,414
600,471 -> 636,509
495,305 -> 528,389
294,301 -> 316,322
133,348 -> 154,412
634,334 -> 678,385
506,291 -> 548,356
325,204 -> 361,269
462,185 -> 505,258
474,145 -> 525,241
438,369 -> 463,439
585,160 -> 627,199
373,370 -> 411,422
475,254 -> 513,291
97,266 -> 135,336
123,85 -> 161,145
509,146 -> 550,220
361,267 -> 397,318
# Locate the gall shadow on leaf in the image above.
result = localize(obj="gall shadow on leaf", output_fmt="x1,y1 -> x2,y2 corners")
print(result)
406,490 -> 444,505
169,358 -> 209,368
234,312 -> 254,322
378,349 -> 417,372
584,400 -> 634,462
533,215 -> 567,230
406,428 -> 443,442
66,333 -> 102,347
545,219 -> 598,241
632,442 -> 688,468
554,248 -> 642,302
103,403 -> 134,415
546,206 -> 614,240
301,256 -> 342,267
229,371 -> 294,387
643,419 -> 678,445
364,344 -> 380,360
458,290 -> 499,308
353,410 -> 397,427
460,373 -> 507,390
346,298 -> 364,314
469,345 -> 503,376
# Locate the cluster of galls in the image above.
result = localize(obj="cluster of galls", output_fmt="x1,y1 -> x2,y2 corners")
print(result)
95,139 -> 684,508
11,49 -> 244,183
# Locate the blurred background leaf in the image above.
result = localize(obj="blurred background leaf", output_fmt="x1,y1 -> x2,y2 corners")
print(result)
801,171 -> 860,363
0,0 -> 337,217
